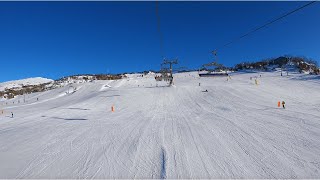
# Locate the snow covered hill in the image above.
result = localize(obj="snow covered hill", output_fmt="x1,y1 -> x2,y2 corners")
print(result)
234,56 -> 320,75
0,77 -> 53,92
0,71 -> 320,178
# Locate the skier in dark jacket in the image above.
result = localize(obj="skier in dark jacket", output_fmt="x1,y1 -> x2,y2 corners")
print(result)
282,101 -> 286,109
11,112 -> 13,118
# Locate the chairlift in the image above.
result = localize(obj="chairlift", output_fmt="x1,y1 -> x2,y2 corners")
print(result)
199,50 -> 228,77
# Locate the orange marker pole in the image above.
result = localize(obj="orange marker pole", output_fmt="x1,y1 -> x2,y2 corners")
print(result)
277,101 -> 281,107
111,106 -> 115,112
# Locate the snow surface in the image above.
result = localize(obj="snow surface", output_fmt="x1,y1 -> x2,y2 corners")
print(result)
0,71 -> 320,178
0,77 -> 53,91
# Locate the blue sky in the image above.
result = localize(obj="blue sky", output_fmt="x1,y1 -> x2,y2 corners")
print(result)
0,1 -> 319,82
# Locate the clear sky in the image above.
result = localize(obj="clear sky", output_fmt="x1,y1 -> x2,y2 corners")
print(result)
0,1 -> 319,82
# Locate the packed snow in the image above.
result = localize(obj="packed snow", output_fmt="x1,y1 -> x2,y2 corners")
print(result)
0,71 -> 320,178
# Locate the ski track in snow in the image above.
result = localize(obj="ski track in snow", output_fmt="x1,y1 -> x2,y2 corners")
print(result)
0,71 -> 320,178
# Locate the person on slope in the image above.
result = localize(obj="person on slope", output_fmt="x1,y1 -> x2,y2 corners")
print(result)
11,112 -> 13,118
282,101 -> 286,109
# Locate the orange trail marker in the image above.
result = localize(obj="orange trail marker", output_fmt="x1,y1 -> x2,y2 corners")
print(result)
278,101 -> 281,107
111,106 -> 115,112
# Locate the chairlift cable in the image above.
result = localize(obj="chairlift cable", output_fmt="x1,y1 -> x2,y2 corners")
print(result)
156,1 -> 165,60
215,1 -> 317,52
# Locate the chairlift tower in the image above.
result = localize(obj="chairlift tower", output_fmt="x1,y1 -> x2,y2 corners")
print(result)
201,50 -> 223,72
156,59 -> 178,85
212,50 -> 218,63
162,59 -> 178,85
163,59 -> 178,77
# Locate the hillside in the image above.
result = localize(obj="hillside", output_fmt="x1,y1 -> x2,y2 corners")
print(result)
0,71 -> 320,178
0,77 -> 53,92
0,74 -> 124,100
234,56 -> 320,74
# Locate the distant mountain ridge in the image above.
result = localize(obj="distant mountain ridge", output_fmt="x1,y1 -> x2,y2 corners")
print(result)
234,56 -> 319,74
0,74 -> 124,100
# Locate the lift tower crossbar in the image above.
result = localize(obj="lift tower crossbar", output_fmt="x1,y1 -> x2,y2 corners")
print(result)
161,59 -> 178,85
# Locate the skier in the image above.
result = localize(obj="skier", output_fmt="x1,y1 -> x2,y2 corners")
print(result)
11,112 -> 13,118
282,101 -> 286,109
199,83 -> 201,86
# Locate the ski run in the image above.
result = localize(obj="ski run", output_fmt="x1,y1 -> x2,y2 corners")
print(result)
0,71 -> 320,179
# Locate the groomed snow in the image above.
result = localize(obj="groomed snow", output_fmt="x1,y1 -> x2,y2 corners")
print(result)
0,71 -> 320,178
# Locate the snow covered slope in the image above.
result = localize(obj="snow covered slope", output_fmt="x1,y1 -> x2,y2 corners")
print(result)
0,77 -> 53,91
0,71 -> 320,178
